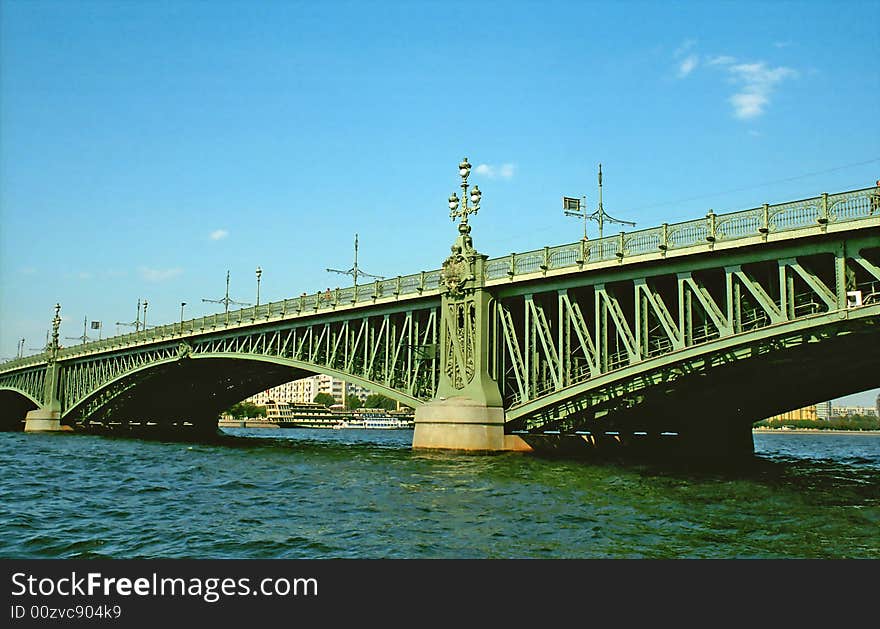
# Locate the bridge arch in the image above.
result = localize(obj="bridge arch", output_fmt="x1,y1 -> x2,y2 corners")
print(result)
0,387 -> 40,431
62,351 -> 424,429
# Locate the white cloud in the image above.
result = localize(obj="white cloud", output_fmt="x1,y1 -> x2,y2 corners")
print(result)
672,44 -> 797,119
77,271 -> 93,280
139,267 -> 183,282
727,62 -> 797,119
210,229 -> 229,241
475,163 -> 516,179
677,55 -> 698,78
674,39 -> 697,58
707,55 -> 735,66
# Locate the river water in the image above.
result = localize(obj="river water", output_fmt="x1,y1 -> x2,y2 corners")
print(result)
0,429 -> 877,559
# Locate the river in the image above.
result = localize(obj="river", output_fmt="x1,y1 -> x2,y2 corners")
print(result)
1,429 -> 877,559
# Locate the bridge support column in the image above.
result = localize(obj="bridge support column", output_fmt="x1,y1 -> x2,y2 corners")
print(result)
24,406 -> 64,432
23,304 -> 67,433
414,397 -> 529,452
413,209 -> 530,453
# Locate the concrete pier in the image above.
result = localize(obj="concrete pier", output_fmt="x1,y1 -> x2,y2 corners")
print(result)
413,397 -> 531,452
24,407 -> 64,432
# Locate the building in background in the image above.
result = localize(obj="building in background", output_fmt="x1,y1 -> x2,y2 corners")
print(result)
816,401 -> 833,420
832,405 -> 878,417
765,404 -> 818,422
246,374 -> 372,407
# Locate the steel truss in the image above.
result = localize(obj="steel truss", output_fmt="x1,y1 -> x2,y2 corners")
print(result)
4,304 -> 439,425
495,234 -> 880,431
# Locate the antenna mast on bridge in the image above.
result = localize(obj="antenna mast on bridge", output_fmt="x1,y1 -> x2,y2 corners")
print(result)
202,270 -> 251,314
590,163 -> 636,239
327,234 -> 384,287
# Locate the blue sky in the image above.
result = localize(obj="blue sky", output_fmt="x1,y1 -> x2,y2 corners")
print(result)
1,0 -> 878,406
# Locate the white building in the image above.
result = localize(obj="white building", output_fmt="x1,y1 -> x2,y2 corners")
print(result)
816,401 -> 832,420
246,374 -> 372,407
832,405 -> 878,417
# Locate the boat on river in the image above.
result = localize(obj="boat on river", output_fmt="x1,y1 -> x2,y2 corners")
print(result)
220,402 -> 414,429
333,409 -> 414,430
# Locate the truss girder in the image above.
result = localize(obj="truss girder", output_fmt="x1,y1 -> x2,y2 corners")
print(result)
0,366 -> 46,404
509,304 -> 879,431
29,304 -> 439,423
493,236 -> 880,429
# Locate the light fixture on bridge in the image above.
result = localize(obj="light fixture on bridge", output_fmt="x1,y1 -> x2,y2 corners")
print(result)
51,304 -> 61,356
255,266 -> 263,307
449,157 -> 480,231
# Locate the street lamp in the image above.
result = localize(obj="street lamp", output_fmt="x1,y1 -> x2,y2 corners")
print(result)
142,300 -> 148,330
50,304 -> 61,359
256,266 -> 262,307
449,157 -> 481,232
180,302 -> 187,332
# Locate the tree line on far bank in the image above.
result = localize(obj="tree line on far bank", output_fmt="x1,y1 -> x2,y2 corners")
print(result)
223,393 -> 400,418
312,392 -> 397,410
755,415 -> 880,431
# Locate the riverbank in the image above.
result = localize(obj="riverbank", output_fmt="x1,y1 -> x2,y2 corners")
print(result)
753,427 -> 880,434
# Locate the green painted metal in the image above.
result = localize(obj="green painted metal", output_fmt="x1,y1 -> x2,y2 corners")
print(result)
434,157 -> 502,407
0,184 -> 878,432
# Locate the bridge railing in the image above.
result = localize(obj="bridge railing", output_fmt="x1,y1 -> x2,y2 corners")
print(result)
483,186 -> 878,282
2,186 -> 877,370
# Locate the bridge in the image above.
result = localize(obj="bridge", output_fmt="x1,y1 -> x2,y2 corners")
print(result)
2,161 -> 879,458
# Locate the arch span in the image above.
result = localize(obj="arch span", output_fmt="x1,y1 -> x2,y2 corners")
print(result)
0,388 -> 40,431
62,352 -> 424,430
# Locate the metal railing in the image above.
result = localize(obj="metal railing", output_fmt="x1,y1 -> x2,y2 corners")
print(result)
484,186 -> 878,285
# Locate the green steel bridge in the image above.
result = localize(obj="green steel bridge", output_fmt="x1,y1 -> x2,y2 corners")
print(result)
2,173 -> 879,457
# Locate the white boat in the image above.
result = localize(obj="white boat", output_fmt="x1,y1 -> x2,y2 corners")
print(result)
333,410 -> 414,430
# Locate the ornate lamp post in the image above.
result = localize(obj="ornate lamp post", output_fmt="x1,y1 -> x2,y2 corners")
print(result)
414,157 -> 505,452
51,304 -> 61,356
23,303 -> 64,432
448,157 -> 481,242
255,266 -> 262,307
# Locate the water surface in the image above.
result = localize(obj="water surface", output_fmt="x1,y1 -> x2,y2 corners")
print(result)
1,429 -> 877,558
